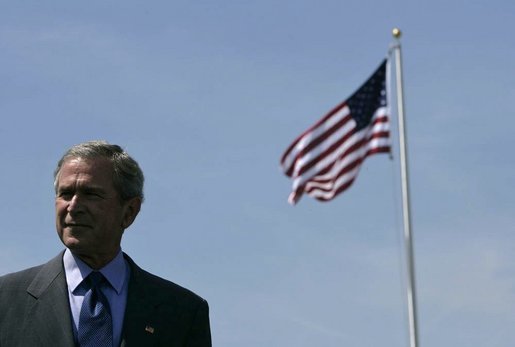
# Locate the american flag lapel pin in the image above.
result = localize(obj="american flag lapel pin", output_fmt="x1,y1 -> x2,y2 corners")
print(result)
145,325 -> 155,334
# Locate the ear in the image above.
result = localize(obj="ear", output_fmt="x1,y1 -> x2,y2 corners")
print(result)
121,197 -> 142,230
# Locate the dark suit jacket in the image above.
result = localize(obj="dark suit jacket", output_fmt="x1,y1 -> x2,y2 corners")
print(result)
0,251 -> 211,347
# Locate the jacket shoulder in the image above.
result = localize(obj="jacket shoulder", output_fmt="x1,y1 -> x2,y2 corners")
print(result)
0,252 -> 64,295
137,266 -> 207,303
0,264 -> 45,293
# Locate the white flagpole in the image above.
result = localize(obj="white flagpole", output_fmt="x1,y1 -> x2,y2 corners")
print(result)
391,28 -> 420,347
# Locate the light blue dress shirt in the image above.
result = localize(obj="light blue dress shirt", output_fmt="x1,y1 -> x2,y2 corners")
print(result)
63,248 -> 130,347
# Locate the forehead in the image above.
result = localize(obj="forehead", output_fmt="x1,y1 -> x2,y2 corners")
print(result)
58,157 -> 115,187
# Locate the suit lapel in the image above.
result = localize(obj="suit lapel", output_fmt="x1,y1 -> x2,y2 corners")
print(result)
25,252 -> 75,347
120,255 -> 160,347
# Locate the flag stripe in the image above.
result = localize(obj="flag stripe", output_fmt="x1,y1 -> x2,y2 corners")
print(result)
280,98 -> 349,163
294,113 -> 355,178
297,111 -> 389,180
289,112 -> 354,178
307,136 -> 391,189
292,107 -> 388,187
281,59 -> 390,204
281,104 -> 350,176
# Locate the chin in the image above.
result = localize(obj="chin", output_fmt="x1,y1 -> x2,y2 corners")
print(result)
61,234 -> 82,249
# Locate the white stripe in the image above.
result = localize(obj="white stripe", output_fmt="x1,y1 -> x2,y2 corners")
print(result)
305,135 -> 390,193
292,106 -> 388,180
369,120 -> 390,134
280,105 -> 350,173
296,111 -> 390,193
304,139 -> 369,191
308,165 -> 361,200
291,123 -> 361,190
291,117 -> 355,177
366,136 -> 391,150
308,132 -> 390,187
293,125 -> 366,186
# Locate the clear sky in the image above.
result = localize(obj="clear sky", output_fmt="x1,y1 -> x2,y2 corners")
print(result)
1,1 -> 514,346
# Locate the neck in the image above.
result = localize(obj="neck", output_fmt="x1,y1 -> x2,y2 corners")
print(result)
72,249 -> 120,270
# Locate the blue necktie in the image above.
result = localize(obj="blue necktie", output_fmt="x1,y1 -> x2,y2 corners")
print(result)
78,271 -> 113,347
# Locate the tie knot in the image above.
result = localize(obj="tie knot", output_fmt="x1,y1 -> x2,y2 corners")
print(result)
86,271 -> 106,289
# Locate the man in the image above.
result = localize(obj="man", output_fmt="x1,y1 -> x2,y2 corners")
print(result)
0,141 -> 212,347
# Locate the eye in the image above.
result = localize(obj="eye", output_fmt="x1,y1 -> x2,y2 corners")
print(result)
85,190 -> 104,199
58,190 -> 73,200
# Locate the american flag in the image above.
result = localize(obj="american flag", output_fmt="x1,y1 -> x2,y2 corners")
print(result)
280,59 -> 391,204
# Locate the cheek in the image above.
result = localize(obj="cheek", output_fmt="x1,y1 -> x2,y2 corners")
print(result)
55,204 -> 66,217
55,202 -> 69,222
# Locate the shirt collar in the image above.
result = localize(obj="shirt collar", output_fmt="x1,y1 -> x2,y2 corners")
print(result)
63,248 -> 128,295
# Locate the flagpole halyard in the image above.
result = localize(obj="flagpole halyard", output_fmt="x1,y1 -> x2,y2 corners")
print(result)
392,27 -> 420,347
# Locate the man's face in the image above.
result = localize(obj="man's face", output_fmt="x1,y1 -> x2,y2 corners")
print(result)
55,157 -> 140,264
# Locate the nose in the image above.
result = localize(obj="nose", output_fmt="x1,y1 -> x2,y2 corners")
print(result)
67,194 -> 84,214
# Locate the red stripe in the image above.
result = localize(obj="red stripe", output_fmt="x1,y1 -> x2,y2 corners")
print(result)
314,178 -> 356,202
291,113 -> 389,178
307,143 -> 390,200
373,115 -> 389,124
310,151 -> 386,201
307,158 -> 363,193
307,140 -> 367,186
284,113 -> 353,177
305,134 -> 390,193
295,117 -> 355,177
369,131 -> 390,140
280,101 -> 348,165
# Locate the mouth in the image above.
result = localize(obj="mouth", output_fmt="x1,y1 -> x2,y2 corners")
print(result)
65,223 -> 92,229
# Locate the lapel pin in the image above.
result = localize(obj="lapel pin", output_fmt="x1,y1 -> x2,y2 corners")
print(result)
145,325 -> 155,334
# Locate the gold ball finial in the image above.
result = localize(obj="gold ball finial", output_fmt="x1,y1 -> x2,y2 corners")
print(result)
392,28 -> 402,39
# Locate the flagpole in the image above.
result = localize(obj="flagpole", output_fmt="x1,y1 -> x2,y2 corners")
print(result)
391,28 -> 420,347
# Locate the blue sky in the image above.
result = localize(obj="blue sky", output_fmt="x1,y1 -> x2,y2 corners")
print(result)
1,1 -> 514,346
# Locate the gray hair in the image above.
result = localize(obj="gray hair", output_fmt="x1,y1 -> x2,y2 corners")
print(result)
53,140 -> 145,201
